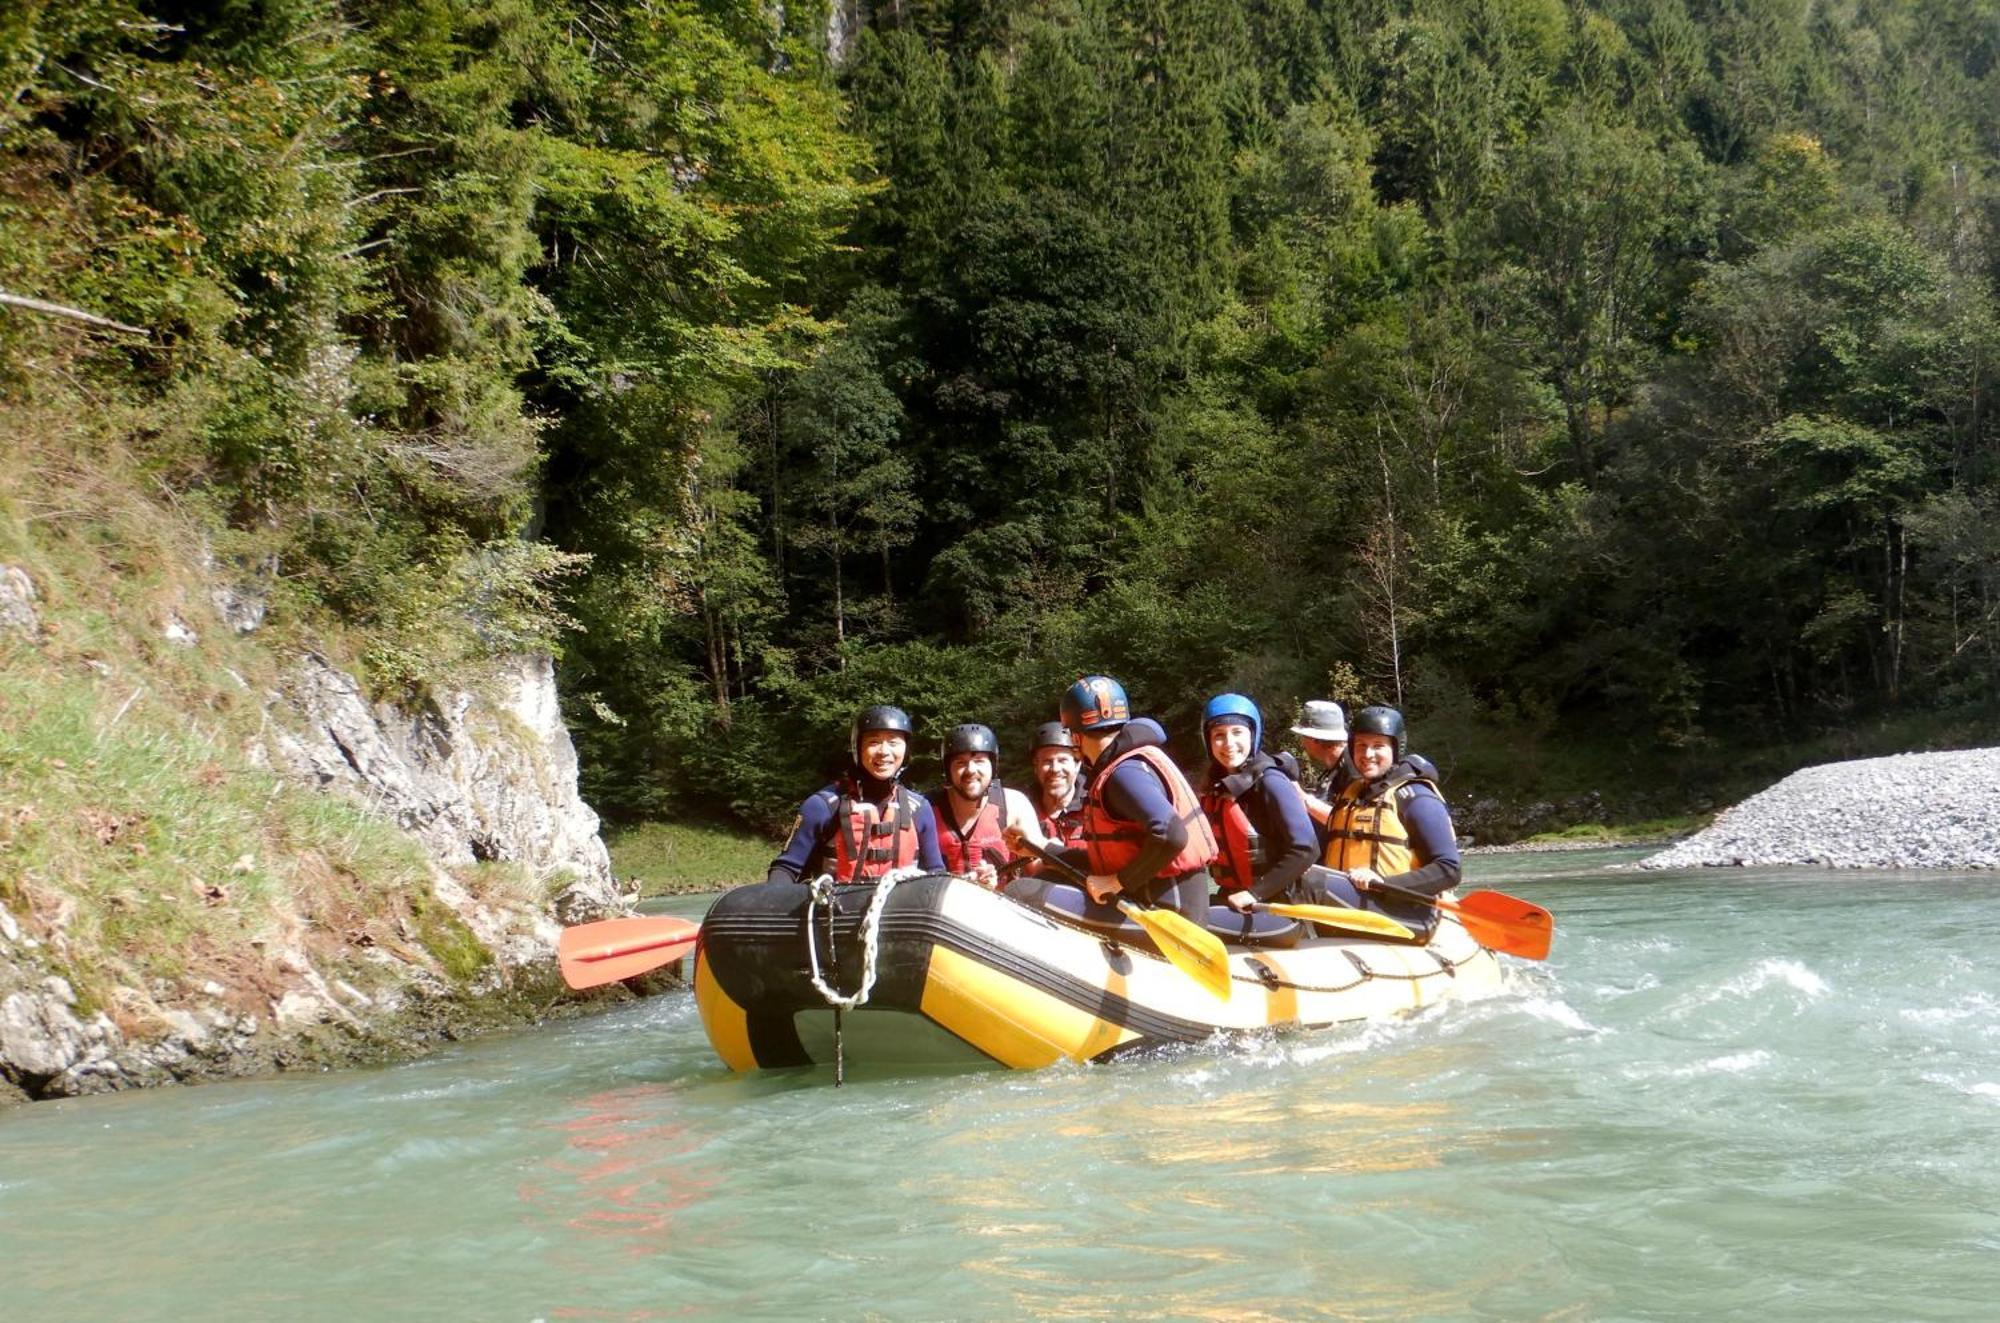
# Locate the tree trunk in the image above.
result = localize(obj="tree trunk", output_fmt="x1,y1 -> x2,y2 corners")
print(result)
767,393 -> 786,581
832,530 -> 846,661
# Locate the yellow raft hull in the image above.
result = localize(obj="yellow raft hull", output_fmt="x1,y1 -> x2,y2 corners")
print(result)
694,873 -> 1503,1072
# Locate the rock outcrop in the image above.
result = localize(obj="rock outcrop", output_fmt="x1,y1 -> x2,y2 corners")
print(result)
256,651 -> 618,919
2,562 -> 630,1102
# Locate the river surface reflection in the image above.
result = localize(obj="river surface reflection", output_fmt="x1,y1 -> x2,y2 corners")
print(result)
5,850 -> 1998,1320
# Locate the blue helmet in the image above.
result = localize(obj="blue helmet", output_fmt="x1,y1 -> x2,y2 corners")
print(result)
1202,692 -> 1262,753
1060,675 -> 1131,733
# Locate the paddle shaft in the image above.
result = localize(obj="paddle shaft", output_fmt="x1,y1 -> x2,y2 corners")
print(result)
1364,875 -> 1499,923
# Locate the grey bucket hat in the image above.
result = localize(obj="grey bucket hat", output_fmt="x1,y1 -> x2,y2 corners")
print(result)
1290,700 -> 1348,741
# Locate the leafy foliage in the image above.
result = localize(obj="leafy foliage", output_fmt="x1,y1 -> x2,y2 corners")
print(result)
9,0 -> 2000,830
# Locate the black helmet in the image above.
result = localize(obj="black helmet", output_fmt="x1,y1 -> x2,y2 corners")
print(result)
1348,705 -> 1405,758
1030,720 -> 1074,752
852,704 -> 915,762
944,722 -> 999,763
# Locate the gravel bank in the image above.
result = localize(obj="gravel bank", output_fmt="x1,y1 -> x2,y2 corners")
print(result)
1467,839 -> 1667,856
1641,748 -> 2000,870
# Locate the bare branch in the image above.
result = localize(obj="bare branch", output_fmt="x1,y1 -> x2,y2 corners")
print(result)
0,290 -> 148,336
346,187 -> 421,208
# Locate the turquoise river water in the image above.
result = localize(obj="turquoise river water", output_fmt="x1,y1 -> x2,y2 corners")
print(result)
4,848 -> 1999,1320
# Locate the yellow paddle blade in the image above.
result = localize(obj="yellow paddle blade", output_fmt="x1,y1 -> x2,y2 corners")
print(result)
1117,900 -> 1232,1000
1259,902 -> 1414,941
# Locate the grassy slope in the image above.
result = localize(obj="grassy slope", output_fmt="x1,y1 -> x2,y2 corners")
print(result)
0,398 -> 545,1042
607,820 -> 778,896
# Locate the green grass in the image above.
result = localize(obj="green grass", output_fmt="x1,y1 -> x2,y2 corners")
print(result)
0,409 -> 454,1024
607,820 -> 778,896
1521,815 -> 1712,845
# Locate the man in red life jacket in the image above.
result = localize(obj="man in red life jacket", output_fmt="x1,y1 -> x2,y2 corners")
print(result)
1056,674 -> 1218,923
766,704 -> 945,885
926,723 -> 1046,888
1028,720 -> 1086,852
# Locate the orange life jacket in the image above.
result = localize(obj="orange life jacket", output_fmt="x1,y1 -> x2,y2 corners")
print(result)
929,784 -> 1010,874
1081,744 -> 1218,880
1321,769 -> 1441,877
828,784 -> 924,883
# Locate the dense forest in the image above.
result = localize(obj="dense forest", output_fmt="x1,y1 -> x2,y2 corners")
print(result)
6,0 -> 1999,832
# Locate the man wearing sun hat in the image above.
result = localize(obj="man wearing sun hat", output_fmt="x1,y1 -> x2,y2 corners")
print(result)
1290,699 -> 1350,802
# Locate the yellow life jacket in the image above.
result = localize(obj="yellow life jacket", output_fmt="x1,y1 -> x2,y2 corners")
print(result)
1321,769 -> 1442,876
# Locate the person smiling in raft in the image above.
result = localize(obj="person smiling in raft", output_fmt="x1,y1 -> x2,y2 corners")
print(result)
766,704 -> 946,886
1312,704 -> 1462,935
925,722 -> 1048,889
1197,693 -> 1321,914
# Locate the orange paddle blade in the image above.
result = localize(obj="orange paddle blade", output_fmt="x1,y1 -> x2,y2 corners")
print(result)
558,915 -> 702,989
1439,891 -> 1553,961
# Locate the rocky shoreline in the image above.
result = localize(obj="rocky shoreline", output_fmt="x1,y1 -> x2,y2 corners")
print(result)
1466,837 -> 1671,856
1641,747 -> 2000,870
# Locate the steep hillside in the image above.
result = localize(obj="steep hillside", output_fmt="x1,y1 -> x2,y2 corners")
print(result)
0,400 -> 624,1103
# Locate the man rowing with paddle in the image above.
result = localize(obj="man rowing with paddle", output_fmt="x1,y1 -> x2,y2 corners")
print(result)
1314,705 -> 1461,936
1048,674 -> 1217,924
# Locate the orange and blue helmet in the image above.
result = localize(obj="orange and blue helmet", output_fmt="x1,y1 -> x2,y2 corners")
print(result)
1060,675 -> 1131,733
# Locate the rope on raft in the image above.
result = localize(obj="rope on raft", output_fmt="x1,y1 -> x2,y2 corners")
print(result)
803,866 -> 921,1084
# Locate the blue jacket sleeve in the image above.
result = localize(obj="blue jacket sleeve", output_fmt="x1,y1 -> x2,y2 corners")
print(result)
913,796 -> 946,872
1247,773 -> 1319,902
767,790 -> 837,885
1387,785 -> 1461,896
1100,760 -> 1187,889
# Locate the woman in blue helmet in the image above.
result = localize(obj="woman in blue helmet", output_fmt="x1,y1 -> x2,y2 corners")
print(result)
1198,694 -> 1321,912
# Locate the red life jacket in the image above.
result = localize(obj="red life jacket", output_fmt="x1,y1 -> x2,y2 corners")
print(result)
1038,788 -> 1086,850
1200,782 -> 1264,894
929,784 -> 1010,874
1081,744 -> 1218,880
828,784 -> 924,883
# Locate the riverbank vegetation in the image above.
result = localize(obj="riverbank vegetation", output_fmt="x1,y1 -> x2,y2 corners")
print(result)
7,0 -> 1999,852
606,820 -> 778,896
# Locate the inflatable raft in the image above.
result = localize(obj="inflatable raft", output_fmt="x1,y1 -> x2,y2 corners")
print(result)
693,872 -> 1504,1071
